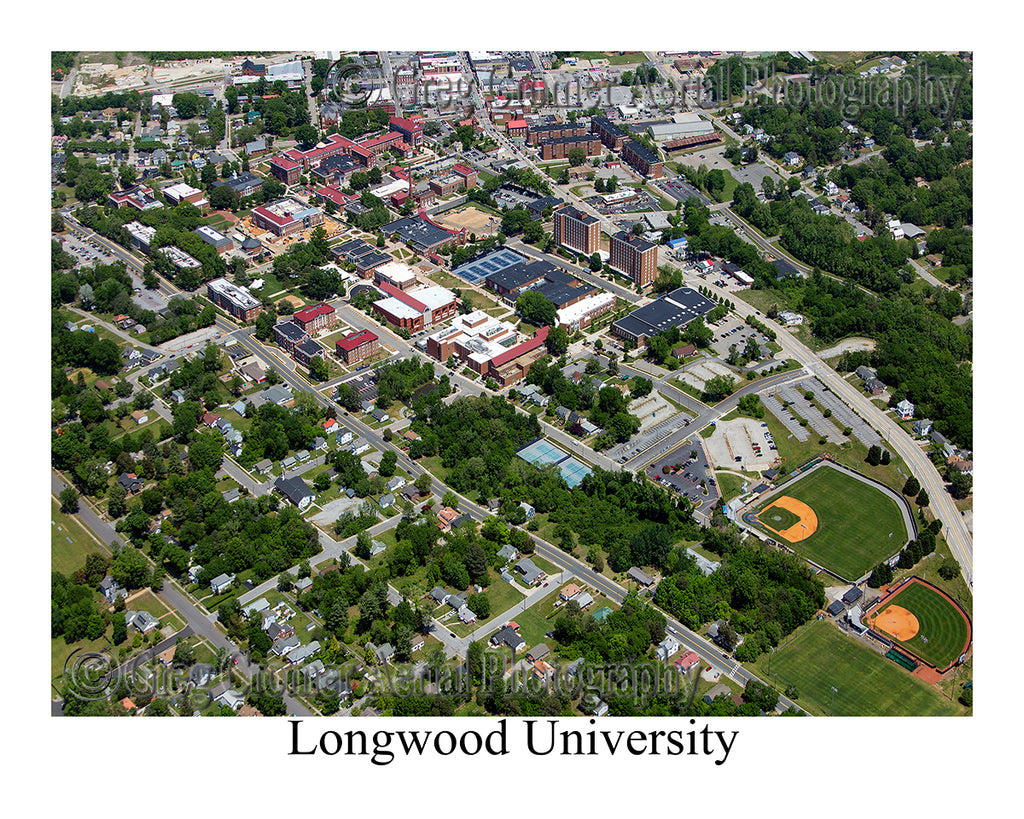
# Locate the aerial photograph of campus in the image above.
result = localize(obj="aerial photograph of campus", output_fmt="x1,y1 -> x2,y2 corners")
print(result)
50,48 -> 974,721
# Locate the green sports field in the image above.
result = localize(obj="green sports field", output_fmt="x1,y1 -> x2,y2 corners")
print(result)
752,464 -> 909,581
875,580 -> 971,670
756,620 -> 962,716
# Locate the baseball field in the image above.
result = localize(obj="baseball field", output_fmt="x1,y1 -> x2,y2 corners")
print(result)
866,578 -> 971,671
759,620 -> 962,716
751,463 -> 909,581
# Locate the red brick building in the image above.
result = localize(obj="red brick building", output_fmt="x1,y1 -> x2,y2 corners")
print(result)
335,328 -> 380,364
452,163 -> 477,189
610,230 -> 659,289
486,326 -> 550,387
506,119 -> 528,137
539,135 -> 602,161
292,302 -> 337,335
553,206 -> 600,256
621,139 -> 664,179
389,115 -> 423,148
270,156 -> 302,185
373,282 -> 458,333
528,122 -> 587,146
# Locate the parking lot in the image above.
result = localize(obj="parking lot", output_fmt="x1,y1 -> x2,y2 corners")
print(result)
646,438 -> 719,513
56,232 -> 116,267
592,189 -> 659,215
707,317 -> 770,360
656,177 -> 711,207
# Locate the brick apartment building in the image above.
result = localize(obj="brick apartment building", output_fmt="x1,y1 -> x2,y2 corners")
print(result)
528,122 -> 588,146
591,116 -> 627,151
553,205 -> 600,256
292,338 -> 326,368
274,321 -> 308,353
335,328 -> 379,365
539,135 -> 602,161
292,302 -> 337,335
506,119 -> 528,138
206,278 -> 263,322
621,139 -> 664,178
610,230 -> 659,288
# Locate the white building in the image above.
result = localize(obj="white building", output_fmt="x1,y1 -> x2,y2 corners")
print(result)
895,399 -> 915,420
555,292 -> 617,332
778,311 -> 804,326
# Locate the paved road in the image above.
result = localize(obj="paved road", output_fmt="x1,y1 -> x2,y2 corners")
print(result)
50,471 -> 313,716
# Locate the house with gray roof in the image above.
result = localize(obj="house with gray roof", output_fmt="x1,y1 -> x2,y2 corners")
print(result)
288,640 -> 321,665
210,573 -> 235,594
627,566 -> 653,586
271,634 -> 301,656
515,558 -> 545,586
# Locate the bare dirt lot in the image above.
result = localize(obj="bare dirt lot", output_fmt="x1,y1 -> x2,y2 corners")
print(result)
437,206 -> 501,235
704,417 -> 779,472
817,337 -> 877,359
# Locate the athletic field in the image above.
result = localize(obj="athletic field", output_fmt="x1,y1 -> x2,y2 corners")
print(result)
751,463 -> 908,580
867,579 -> 971,670
760,620 -> 961,716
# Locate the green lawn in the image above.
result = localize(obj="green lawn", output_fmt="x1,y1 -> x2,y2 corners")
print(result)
751,463 -> 908,580
877,580 -> 971,670
749,620 -> 962,716
51,633 -> 111,685
713,472 -> 747,503
52,498 -> 108,575
570,51 -> 644,66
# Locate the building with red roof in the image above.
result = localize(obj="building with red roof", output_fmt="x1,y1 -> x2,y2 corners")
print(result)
486,326 -> 550,387
292,302 -> 336,334
506,119 -> 528,137
389,115 -> 423,148
373,282 -> 457,333
270,156 -> 301,185
335,328 -> 380,365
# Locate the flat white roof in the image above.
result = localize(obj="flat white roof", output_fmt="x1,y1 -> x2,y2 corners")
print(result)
373,296 -> 421,320
556,292 -> 617,324
376,260 -> 418,283
408,284 -> 456,311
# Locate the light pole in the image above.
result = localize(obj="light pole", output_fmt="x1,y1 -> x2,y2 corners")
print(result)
830,685 -> 838,717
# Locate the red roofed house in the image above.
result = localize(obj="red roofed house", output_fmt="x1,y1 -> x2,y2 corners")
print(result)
323,418 -> 340,435
292,302 -> 337,335
487,326 -> 550,387
506,119 -> 528,138
335,328 -> 379,365
202,412 -> 221,427
437,506 -> 460,530
675,651 -> 700,672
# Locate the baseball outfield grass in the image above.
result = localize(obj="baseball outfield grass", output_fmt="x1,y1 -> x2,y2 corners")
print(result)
752,464 -> 909,580
754,620 -> 963,716
873,580 -> 971,670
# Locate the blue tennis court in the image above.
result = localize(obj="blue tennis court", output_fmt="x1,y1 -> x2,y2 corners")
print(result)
517,438 -> 565,467
453,247 -> 529,284
517,439 -> 593,488
558,457 -> 593,489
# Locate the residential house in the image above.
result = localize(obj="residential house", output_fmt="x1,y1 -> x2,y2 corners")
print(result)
210,573 -> 236,594
655,634 -> 681,661
271,634 -> 302,657
127,610 -> 160,633
497,543 -> 519,562
895,399 -> 915,420
515,557 -> 545,586
527,644 -> 550,663
275,476 -> 315,510
429,586 -> 451,606
491,625 -> 526,652
627,567 -> 653,587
